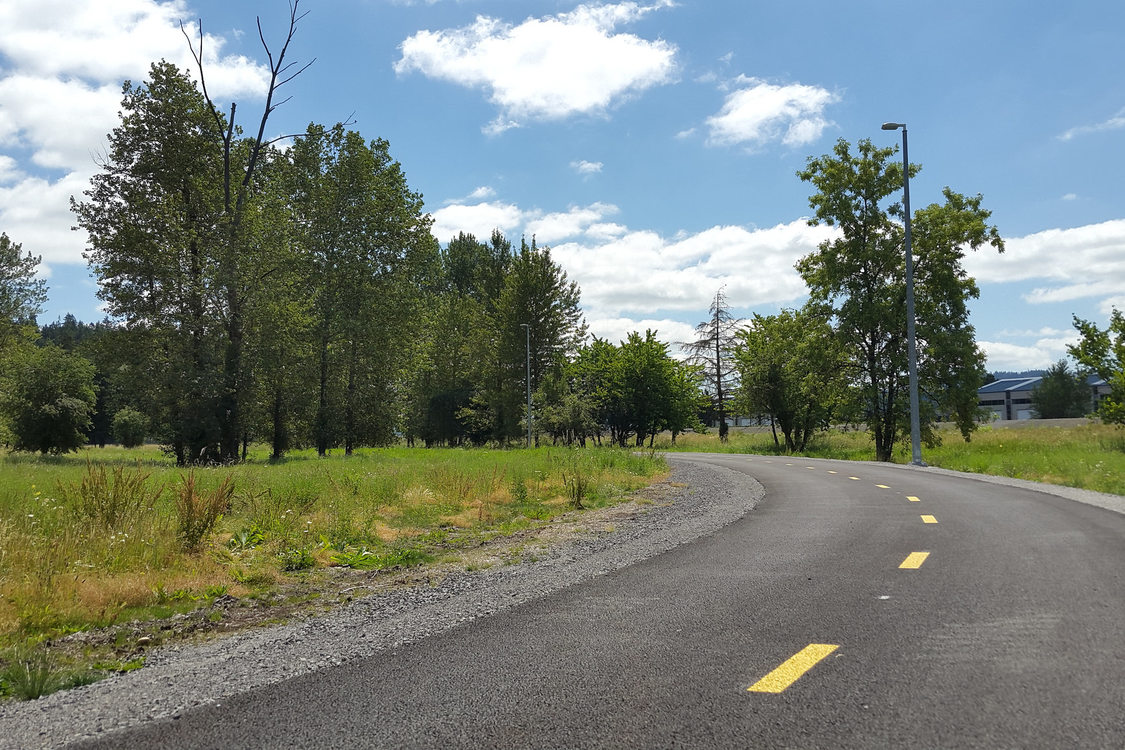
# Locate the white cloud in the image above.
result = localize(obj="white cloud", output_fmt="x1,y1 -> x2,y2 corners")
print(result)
394,2 -> 678,132
571,160 -> 603,176
1058,107 -> 1125,141
963,219 -> 1125,312
587,316 -> 698,350
1099,296 -> 1125,315
979,330 -> 1079,371
0,155 -> 21,183
1061,192 -> 1078,201
0,75 -> 122,173
429,200 -> 525,242
526,203 -> 619,244
705,76 -> 839,149
552,219 -> 834,317
0,172 -> 91,266
463,186 -> 497,201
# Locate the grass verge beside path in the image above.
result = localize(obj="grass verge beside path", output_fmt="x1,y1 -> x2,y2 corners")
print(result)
0,445 -> 665,700
657,422 -> 1125,496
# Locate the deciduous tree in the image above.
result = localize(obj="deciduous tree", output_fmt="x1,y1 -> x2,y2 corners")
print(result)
734,306 -> 847,452
1069,308 -> 1125,424
797,138 -> 1002,460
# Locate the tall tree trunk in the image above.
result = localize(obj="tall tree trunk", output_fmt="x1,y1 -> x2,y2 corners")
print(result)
344,339 -> 357,456
316,327 -> 331,456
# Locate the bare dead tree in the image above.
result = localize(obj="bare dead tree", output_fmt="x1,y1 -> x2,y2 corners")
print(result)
179,1 -> 314,461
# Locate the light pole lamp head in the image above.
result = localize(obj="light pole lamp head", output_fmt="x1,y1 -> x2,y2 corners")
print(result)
881,122 -> 905,131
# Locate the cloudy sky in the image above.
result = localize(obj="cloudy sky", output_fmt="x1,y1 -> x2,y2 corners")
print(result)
2,0 -> 1123,371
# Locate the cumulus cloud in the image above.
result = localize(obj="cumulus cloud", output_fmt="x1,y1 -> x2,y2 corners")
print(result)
571,160 -> 603,176
705,76 -> 839,149
394,2 -> 678,132
978,329 -> 1080,372
0,172 -> 92,266
963,219 -> 1125,313
551,220 -> 834,317
526,203 -> 620,244
1057,107 -> 1125,141
428,200 -> 525,243
587,316 -> 698,350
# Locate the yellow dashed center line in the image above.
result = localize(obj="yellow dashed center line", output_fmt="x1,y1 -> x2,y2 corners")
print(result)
921,515 -> 938,524
848,476 -> 861,481
906,496 -> 920,502
899,551 -> 930,569
827,470 -> 838,475
748,644 -> 839,693
876,484 -> 890,489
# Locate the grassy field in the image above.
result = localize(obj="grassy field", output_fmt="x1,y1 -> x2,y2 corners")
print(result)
0,444 -> 665,698
657,421 -> 1125,496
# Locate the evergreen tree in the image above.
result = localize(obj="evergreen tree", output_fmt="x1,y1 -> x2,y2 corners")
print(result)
1030,360 -> 1091,419
682,288 -> 741,442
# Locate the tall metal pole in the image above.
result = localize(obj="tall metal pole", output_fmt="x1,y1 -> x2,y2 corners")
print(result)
883,122 -> 924,466
520,323 -> 532,448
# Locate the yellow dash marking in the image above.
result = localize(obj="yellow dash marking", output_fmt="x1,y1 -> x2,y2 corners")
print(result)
921,515 -> 938,524
876,484 -> 890,489
906,496 -> 920,502
748,644 -> 839,693
848,476 -> 861,481
899,551 -> 930,569
785,463 -> 794,466
806,466 -> 816,470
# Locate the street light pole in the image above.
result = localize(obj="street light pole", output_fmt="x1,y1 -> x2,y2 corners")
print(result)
881,121 -> 924,466
520,323 -> 532,448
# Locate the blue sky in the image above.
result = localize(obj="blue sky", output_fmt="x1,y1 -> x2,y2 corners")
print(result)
1,0 -> 1123,371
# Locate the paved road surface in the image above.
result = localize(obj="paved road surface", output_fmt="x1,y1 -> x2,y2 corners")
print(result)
77,454 -> 1125,748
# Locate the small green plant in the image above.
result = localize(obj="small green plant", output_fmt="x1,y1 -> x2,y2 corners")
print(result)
509,477 -> 528,503
62,461 -> 163,529
175,472 -> 234,552
562,459 -> 591,510
228,526 -> 265,552
1,646 -> 68,700
277,545 -> 316,571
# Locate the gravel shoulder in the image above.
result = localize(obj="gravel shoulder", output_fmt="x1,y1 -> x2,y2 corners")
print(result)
0,457 -> 763,750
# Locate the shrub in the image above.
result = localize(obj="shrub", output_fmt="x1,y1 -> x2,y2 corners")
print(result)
111,407 -> 148,448
175,473 -> 234,552
2,345 -> 97,454
63,461 -> 163,529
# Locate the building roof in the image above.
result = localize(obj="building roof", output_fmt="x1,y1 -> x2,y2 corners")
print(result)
978,377 -> 1042,394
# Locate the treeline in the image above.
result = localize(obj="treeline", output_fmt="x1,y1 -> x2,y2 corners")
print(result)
0,62 -> 706,463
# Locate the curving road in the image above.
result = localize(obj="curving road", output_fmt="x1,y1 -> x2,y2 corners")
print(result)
75,454 -> 1125,749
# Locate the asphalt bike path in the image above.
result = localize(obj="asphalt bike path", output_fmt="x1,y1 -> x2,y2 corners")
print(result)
75,453 -> 1125,749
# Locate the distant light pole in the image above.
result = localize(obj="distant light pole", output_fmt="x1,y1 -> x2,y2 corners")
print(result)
520,323 -> 532,448
881,121 -> 924,466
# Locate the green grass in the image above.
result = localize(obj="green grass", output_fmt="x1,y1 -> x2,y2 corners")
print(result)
0,443 -> 666,682
660,422 -> 1125,496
